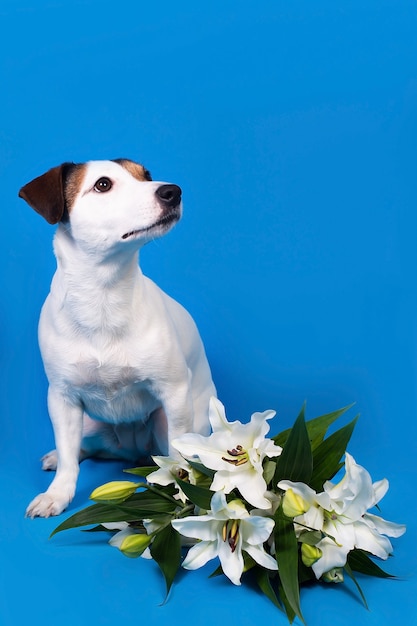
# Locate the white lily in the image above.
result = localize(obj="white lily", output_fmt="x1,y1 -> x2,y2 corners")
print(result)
171,491 -> 277,585
147,455 -> 197,503
279,453 -> 406,579
172,397 -> 282,509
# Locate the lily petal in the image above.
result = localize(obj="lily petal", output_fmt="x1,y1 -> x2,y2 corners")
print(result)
102,522 -> 129,531
208,397 -> 232,433
250,410 -> 277,447
296,504 -> 325,532
278,480 -> 317,506
228,468 -> 270,509
240,515 -> 275,545
218,534 -> 244,585
171,516 -> 220,541
181,540 -> 219,571
372,478 -> 389,506
244,544 -> 278,571
312,536 -> 350,579
324,453 -> 374,520
353,520 -> 394,559
209,491 -> 247,519
363,512 -> 406,538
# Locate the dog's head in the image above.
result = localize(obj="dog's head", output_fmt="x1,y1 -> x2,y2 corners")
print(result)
19,159 -> 182,253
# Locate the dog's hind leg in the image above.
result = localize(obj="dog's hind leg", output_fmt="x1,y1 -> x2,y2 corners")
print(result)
41,447 -> 90,471
79,413 -> 155,462
41,450 -> 58,470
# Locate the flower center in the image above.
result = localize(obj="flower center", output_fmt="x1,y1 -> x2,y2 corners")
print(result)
176,468 -> 189,481
323,510 -> 339,524
222,445 -> 249,466
222,520 -> 240,552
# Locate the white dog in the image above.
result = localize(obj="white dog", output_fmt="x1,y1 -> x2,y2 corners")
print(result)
19,158 -> 216,518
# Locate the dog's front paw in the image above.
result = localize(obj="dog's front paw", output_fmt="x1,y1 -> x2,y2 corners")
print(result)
41,450 -> 58,471
25,492 -> 69,518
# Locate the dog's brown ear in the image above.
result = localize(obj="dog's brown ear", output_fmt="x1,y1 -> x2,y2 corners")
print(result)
18,163 -> 73,224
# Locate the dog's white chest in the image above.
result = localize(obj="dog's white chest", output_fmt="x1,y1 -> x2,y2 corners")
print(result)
66,357 -> 159,424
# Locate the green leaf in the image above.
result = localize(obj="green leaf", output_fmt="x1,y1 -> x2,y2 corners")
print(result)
273,404 -> 313,487
51,504 -> 139,536
263,459 -> 277,487
310,415 -> 358,491
150,524 -> 182,599
254,567 -> 283,612
344,562 -> 369,609
176,478 -> 214,510
124,466 -> 157,477
306,404 -> 355,450
297,557 -> 316,585
298,530 -> 323,546
273,404 -> 354,450
274,504 -> 305,624
186,459 -> 216,479
82,524 -> 113,533
348,549 -> 394,578
51,490 -> 178,536
115,489 -> 179,513
273,428 -> 292,449
193,475 -> 214,490
277,582 -> 297,624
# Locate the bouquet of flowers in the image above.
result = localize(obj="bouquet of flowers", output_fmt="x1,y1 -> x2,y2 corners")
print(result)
52,398 -> 405,624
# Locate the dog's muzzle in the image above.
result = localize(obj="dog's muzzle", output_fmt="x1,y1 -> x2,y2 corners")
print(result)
155,184 -> 182,209
121,184 -> 182,240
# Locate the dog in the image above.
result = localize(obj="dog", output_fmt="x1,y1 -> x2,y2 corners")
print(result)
19,158 -> 216,518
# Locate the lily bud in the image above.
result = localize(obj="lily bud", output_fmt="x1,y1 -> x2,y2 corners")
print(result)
227,499 -> 247,515
120,533 -> 152,558
282,488 -> 310,518
322,567 -> 344,583
301,543 -> 322,567
90,480 -> 139,503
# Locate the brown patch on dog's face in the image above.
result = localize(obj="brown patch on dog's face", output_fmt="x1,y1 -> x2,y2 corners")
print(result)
64,163 -> 87,213
112,158 -> 152,182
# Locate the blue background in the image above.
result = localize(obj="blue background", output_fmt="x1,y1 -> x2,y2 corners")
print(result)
1,1 -> 416,624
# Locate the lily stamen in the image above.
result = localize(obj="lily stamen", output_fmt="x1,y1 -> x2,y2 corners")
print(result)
228,532 -> 239,553
222,522 -> 228,542
229,520 -> 239,540
222,520 -> 240,553
227,445 -> 244,456
222,444 -> 249,466
177,468 -> 189,481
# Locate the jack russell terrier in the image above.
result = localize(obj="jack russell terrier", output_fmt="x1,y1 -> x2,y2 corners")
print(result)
19,158 -> 216,518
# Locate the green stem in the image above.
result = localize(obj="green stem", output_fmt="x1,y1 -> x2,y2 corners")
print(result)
287,518 -> 340,546
147,504 -> 195,540
175,504 -> 195,518
139,482 -> 186,507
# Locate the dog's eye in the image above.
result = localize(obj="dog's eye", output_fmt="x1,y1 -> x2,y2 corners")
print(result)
94,177 -> 112,193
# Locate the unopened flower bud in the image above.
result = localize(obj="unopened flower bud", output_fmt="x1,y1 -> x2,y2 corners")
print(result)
90,480 -> 139,503
282,488 -> 310,518
120,533 -> 152,558
301,543 -> 322,567
227,499 -> 247,515
322,567 -> 344,583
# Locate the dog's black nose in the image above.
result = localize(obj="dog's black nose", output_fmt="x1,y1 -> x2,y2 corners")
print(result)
155,184 -> 182,208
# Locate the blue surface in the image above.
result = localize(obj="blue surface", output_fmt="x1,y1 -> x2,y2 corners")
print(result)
1,0 -> 416,624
